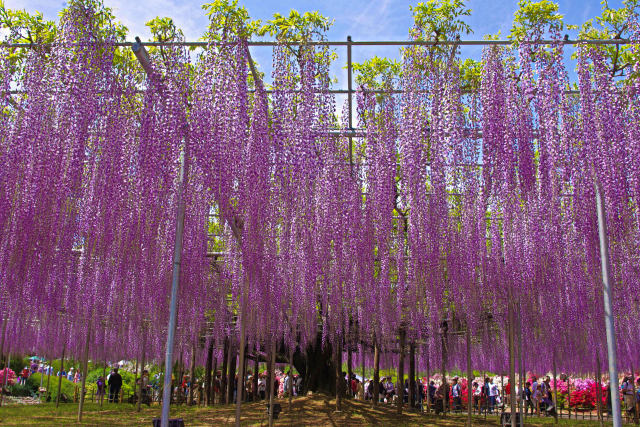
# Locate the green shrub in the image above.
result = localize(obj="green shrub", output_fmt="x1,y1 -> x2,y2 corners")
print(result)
8,382 -> 36,397
28,372 -> 79,402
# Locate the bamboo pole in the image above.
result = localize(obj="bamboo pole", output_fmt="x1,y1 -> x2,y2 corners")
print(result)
77,323 -> 91,422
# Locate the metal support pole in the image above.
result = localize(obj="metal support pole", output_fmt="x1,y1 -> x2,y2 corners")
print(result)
347,35 -> 354,176
160,145 -> 188,427
595,180 -> 621,427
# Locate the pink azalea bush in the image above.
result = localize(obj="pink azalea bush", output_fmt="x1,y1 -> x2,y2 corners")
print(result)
0,368 -> 16,386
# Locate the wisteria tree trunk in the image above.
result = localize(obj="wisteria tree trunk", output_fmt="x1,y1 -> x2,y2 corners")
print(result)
292,333 -> 336,396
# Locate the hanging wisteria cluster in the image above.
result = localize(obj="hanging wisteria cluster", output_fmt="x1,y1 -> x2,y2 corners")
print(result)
0,2 -> 639,380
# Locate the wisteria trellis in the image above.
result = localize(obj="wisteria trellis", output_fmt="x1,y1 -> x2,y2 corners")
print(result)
0,3 -> 639,379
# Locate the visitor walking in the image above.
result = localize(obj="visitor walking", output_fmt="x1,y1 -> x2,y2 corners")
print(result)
489,377 -> 498,413
523,381 -> 534,415
108,368 -> 123,403
622,376 -> 635,415
96,376 -> 106,402
451,377 -> 461,412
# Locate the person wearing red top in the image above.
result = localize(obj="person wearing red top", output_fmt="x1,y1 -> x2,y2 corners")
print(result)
20,367 -> 29,385
351,377 -> 358,397
505,382 -> 511,406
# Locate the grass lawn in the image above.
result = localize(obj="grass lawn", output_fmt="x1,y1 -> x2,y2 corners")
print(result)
0,394 -> 610,426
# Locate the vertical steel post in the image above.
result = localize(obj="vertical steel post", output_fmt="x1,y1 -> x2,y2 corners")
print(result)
595,180 -> 621,427
160,144 -> 188,427
347,35 -> 354,176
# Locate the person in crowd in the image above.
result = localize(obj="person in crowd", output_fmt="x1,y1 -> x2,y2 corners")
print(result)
96,376 -> 106,403
605,383 -> 613,416
531,376 -> 540,415
451,377 -> 461,412
74,370 -> 80,384
20,366 -> 29,385
108,367 -> 123,403
67,367 -> 74,382
350,375 -> 358,398
542,377 -> 555,415
283,370 -> 291,397
636,377 -> 640,412
257,373 -> 266,400
622,376 -> 636,415
384,377 -> 395,403
481,377 -> 490,413
57,367 -> 66,378
434,378 -> 449,414
365,378 -> 373,401
428,380 -> 437,410
472,381 -> 481,411
295,374 -> 302,397
523,381 -> 533,414
488,377 -> 499,413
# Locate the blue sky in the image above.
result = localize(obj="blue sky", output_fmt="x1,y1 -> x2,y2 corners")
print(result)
3,0 -> 628,89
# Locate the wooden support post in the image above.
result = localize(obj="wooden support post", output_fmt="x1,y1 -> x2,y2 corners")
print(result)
253,348 -> 259,402
509,303 -> 516,427
190,340 -> 196,406
288,347 -> 293,413
227,340 -> 236,406
426,354 -> 431,414
204,339 -> 213,406
56,347 -> 65,408
347,344 -> 353,396
409,342 -> 416,411
221,336 -> 229,404
335,339 -> 343,412
372,337 -> 380,407
397,328 -> 406,414
268,340 -> 276,427
137,333 -> 147,412
467,327 -> 473,427
77,324 -> 91,422
553,353 -> 558,424
597,354 -> 604,427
